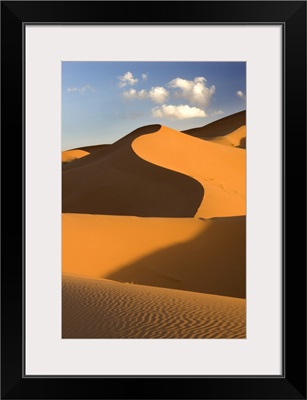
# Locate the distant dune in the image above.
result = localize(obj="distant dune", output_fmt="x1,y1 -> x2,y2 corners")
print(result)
206,125 -> 246,148
62,149 -> 89,164
63,274 -> 246,339
62,213 -> 245,298
183,110 -> 246,143
62,125 -> 203,217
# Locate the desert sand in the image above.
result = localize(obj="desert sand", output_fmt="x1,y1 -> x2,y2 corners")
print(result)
62,149 -> 89,163
62,111 -> 246,338
205,125 -> 246,148
63,274 -> 246,339
62,214 -> 245,298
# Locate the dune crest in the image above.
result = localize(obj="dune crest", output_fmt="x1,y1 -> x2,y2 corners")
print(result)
132,126 -> 245,219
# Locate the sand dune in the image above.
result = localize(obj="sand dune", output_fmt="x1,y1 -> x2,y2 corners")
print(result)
183,110 -> 246,140
62,213 -> 245,298
62,149 -> 89,163
206,125 -> 246,148
132,126 -> 245,218
62,125 -> 203,217
62,274 -> 246,338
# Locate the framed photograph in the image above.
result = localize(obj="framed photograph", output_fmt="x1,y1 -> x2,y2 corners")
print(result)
1,1 -> 306,399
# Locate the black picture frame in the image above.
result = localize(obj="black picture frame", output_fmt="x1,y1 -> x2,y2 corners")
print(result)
1,1 -> 306,399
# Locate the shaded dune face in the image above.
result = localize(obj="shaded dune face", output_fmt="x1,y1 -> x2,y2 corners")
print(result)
62,144 -> 110,171
183,110 -> 246,140
62,125 -> 204,217
62,275 -> 246,339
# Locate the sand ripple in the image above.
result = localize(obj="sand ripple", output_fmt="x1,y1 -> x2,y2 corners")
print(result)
63,275 -> 245,339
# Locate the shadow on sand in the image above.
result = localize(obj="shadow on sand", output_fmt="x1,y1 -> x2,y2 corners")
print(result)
106,216 -> 246,299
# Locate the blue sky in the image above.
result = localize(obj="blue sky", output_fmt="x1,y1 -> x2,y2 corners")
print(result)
62,62 -> 246,150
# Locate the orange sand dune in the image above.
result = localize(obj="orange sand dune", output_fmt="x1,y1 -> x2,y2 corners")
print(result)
62,274 -> 246,338
206,125 -> 246,149
62,213 -> 245,298
183,110 -> 246,140
62,149 -> 89,163
132,126 -> 245,219
62,125 -> 203,217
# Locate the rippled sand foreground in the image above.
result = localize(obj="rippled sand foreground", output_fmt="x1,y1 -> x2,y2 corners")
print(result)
63,274 -> 246,339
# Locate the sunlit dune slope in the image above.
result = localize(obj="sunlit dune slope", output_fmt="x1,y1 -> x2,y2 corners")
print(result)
62,274 -> 246,338
132,126 -> 245,219
183,110 -> 245,141
62,214 -> 245,298
62,149 -> 89,163
62,125 -> 203,217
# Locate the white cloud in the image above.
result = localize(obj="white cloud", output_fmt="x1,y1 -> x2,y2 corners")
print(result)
212,110 -> 224,116
168,77 -> 215,107
152,104 -> 206,120
118,71 -> 138,88
122,86 -> 169,104
148,86 -> 169,103
137,89 -> 148,100
236,90 -> 245,99
142,73 -> 148,81
67,84 -> 95,94
122,88 -> 140,99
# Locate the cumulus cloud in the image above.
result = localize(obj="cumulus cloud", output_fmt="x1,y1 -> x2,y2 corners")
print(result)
142,73 -> 148,81
67,84 -> 95,94
122,88 -> 144,100
236,90 -> 245,99
118,71 -> 138,88
122,86 -> 169,104
148,86 -> 169,103
168,77 -> 215,107
152,104 -> 206,120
